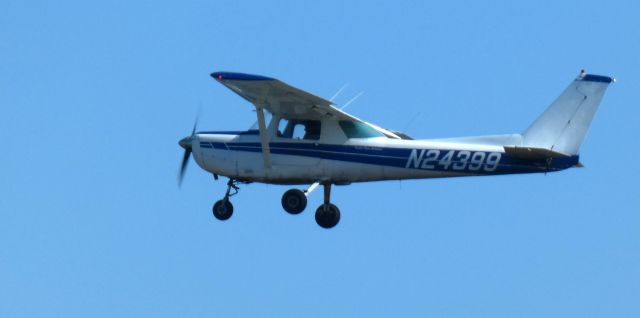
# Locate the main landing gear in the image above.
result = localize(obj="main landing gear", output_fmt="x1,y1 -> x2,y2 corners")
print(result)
281,182 -> 340,229
281,189 -> 307,214
211,178 -> 340,228
212,179 -> 239,221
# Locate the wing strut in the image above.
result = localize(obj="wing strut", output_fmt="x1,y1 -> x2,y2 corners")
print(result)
254,102 -> 272,169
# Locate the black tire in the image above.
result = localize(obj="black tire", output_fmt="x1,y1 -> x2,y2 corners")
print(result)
212,199 -> 233,221
281,189 -> 307,214
315,203 -> 340,229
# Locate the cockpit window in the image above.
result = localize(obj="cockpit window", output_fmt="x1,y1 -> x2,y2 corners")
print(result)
339,121 -> 384,138
277,119 -> 321,140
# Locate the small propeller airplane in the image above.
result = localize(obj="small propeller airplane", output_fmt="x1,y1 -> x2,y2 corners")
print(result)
178,70 -> 613,228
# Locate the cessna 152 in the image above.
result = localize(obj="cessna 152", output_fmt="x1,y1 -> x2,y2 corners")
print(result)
178,70 -> 613,228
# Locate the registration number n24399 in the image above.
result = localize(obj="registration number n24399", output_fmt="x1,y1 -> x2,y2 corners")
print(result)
405,149 -> 502,172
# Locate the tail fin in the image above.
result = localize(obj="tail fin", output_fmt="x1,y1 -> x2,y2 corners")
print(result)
522,70 -> 614,155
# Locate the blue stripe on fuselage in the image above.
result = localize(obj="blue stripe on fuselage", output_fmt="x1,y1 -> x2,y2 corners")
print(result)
200,141 -> 579,174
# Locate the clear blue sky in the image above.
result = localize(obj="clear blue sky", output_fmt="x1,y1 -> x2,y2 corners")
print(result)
1,1 -> 638,317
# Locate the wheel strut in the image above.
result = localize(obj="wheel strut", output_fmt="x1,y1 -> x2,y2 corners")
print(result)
323,182 -> 331,209
223,178 -> 240,202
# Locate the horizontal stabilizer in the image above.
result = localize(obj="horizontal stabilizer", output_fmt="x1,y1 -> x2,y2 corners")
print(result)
503,146 -> 570,159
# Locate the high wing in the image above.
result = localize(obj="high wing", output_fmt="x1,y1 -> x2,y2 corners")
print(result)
210,72 -> 403,169
211,72 -> 360,122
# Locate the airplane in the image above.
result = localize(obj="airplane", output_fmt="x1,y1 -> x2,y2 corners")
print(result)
178,70 -> 613,228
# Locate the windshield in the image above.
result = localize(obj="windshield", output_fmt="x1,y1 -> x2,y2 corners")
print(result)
339,121 -> 384,138
249,109 -> 273,130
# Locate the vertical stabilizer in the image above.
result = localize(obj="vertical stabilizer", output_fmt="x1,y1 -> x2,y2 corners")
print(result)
522,71 -> 613,155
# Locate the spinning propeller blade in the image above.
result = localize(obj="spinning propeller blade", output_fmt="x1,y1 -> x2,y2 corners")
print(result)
177,114 -> 199,187
178,147 -> 191,187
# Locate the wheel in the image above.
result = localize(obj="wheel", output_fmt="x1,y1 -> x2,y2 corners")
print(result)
315,203 -> 340,229
281,189 -> 307,214
212,199 -> 233,221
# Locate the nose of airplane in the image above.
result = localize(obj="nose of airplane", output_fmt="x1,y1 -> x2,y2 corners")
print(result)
179,136 -> 192,150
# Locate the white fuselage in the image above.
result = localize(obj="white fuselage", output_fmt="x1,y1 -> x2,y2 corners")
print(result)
188,117 -> 568,185
192,134 -> 496,184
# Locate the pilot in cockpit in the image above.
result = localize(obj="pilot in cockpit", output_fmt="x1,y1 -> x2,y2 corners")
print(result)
302,120 -> 321,140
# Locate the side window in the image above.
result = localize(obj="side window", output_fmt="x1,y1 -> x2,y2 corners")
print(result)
277,119 -> 321,140
291,123 -> 306,139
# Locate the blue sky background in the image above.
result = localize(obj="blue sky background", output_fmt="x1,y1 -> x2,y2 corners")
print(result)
1,1 -> 638,317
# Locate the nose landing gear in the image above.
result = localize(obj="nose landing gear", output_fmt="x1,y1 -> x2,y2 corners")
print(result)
212,179 -> 240,221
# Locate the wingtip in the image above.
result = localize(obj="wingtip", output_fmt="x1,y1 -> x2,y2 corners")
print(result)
211,72 -> 223,80
210,71 -> 274,81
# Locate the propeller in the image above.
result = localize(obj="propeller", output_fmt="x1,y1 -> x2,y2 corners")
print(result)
178,115 -> 199,187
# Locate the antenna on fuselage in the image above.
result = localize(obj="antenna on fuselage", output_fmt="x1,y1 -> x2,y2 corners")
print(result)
340,91 -> 364,110
402,111 -> 421,132
330,83 -> 349,102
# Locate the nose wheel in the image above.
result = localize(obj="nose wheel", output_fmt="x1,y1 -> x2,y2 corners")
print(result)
212,199 -> 233,220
